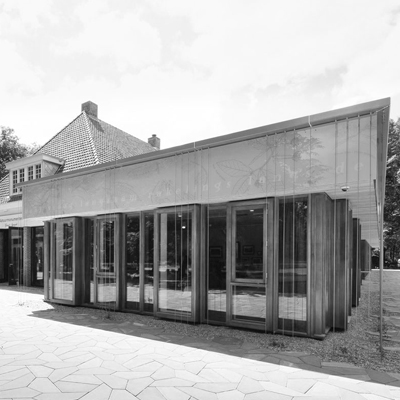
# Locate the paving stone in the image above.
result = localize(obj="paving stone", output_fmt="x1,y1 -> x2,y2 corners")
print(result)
194,383 -> 237,393
79,383 -> 112,400
179,386 -> 218,400
237,377 -> 264,394
96,374 -> 128,389
286,378 -> 315,393
137,387 -> 167,400
109,389 -> 138,399
217,390 -> 245,400
157,386 -> 191,400
55,381 -> 98,393
126,377 -> 154,396
29,377 -> 60,393
245,392 -> 292,400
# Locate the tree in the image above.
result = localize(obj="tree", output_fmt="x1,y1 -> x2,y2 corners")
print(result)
384,118 -> 400,264
0,126 -> 39,181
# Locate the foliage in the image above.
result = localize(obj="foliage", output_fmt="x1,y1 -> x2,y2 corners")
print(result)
0,126 -> 40,181
384,118 -> 400,262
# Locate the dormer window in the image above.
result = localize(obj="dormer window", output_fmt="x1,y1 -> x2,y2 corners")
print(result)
12,170 -> 18,194
6,153 -> 64,197
35,164 -> 42,179
28,166 -> 34,181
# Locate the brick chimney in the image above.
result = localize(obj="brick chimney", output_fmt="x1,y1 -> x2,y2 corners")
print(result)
148,134 -> 160,150
81,101 -> 98,118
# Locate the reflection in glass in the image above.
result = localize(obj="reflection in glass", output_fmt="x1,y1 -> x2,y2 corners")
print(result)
126,215 -> 140,310
32,227 -> 44,287
235,208 -> 264,280
207,208 -> 226,322
97,218 -> 116,305
158,210 -> 192,314
97,276 -> 116,303
84,219 -> 94,304
144,213 -> 154,312
99,220 -> 115,273
232,285 -> 266,322
54,222 -> 73,301
278,198 -> 308,332
9,228 -> 23,285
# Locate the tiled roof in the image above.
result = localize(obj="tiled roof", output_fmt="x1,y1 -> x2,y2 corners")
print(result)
36,111 -> 156,172
0,109 -> 157,200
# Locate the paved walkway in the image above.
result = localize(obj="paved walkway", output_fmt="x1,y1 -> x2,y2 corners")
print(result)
1,286 -> 400,399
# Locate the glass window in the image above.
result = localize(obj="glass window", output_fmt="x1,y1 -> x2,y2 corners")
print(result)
278,197 -> 308,333
158,209 -> 192,314
126,215 -> 140,310
19,168 -> 25,183
35,164 -> 41,179
144,213 -> 154,312
28,166 -> 34,181
97,218 -> 116,305
232,285 -> 266,323
31,227 -> 44,287
207,208 -> 227,322
54,221 -> 73,301
99,219 -> 115,274
234,207 -> 264,281
12,170 -> 18,193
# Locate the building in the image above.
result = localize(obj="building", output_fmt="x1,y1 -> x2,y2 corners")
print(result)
0,101 -> 159,287
2,98 -> 390,339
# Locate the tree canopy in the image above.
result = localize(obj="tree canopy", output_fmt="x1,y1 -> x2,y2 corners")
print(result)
0,126 -> 40,181
384,118 -> 400,263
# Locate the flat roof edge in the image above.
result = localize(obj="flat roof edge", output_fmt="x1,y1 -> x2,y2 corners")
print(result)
20,97 -> 390,187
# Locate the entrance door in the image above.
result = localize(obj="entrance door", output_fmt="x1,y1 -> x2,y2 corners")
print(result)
229,200 -> 273,331
155,206 -> 198,321
9,228 -> 23,285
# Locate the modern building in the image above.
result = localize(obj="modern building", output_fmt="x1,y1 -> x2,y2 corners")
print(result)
1,98 -> 390,339
0,101 -> 159,287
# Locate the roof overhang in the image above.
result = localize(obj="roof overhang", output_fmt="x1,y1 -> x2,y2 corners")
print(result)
6,153 -> 65,170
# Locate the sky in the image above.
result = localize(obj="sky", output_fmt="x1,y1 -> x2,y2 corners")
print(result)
1,0 -> 400,151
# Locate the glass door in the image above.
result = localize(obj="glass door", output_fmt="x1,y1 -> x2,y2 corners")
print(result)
95,217 -> 117,306
125,212 -> 155,313
9,228 -> 23,285
229,202 -> 270,329
156,207 -> 195,318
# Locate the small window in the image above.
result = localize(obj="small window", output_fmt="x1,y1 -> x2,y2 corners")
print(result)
19,168 -> 25,183
28,166 -> 34,181
12,170 -> 18,193
35,164 -> 41,179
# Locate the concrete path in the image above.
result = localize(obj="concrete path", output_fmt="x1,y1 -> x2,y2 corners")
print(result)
1,287 -> 400,400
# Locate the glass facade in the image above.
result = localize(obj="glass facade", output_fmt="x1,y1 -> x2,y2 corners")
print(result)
34,100 -> 387,339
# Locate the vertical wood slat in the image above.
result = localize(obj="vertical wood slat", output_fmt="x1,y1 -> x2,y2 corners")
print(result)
266,197 -> 274,333
193,205 -> 201,323
310,193 -> 333,338
352,219 -> 361,307
332,199 -> 350,331
43,222 -> 50,301
348,209 -> 353,317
